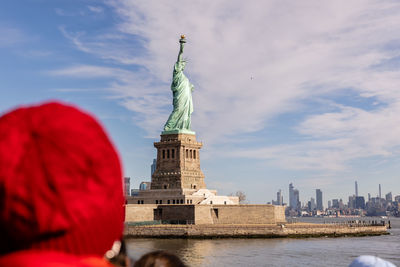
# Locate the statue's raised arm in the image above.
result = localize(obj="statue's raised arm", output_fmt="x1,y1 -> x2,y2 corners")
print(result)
162,35 -> 195,135
177,35 -> 185,63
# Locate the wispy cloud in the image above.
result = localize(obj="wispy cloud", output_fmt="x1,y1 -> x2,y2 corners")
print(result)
87,6 -> 104,13
54,8 -> 86,17
48,64 -> 128,78
50,88 -> 105,93
59,25 -> 142,64
55,8 -> 71,17
58,26 -> 91,53
21,50 -> 53,57
226,101 -> 400,171
49,64 -> 169,135
0,26 -> 26,47
57,0 -> 400,172
55,7 -> 96,17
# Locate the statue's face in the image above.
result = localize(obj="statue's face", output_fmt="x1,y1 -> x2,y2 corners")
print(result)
176,61 -> 186,72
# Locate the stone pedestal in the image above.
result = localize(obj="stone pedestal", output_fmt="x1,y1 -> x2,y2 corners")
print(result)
151,133 -> 206,190
127,132 -> 238,205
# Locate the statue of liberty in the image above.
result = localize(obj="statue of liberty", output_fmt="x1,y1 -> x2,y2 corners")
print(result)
163,35 -> 195,135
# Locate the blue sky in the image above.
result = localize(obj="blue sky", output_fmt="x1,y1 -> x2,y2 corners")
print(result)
2,0 -> 400,206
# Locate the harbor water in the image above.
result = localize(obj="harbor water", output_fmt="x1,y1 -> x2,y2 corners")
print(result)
126,217 -> 400,266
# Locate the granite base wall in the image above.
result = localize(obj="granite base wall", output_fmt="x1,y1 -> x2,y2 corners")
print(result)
125,204 -> 157,222
124,223 -> 388,238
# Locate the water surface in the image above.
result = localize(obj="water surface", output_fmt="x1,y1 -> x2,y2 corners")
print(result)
126,217 -> 400,266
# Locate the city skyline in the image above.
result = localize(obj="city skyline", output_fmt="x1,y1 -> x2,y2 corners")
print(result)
277,181 -> 396,210
1,1 -> 400,203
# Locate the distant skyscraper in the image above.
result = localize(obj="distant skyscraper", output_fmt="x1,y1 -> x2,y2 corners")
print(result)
348,195 -> 355,209
328,200 -> 332,209
289,183 -> 295,209
289,183 -> 300,211
124,177 -> 131,197
316,189 -> 323,211
368,193 -> 371,202
307,198 -> 316,212
355,181 -> 358,197
355,196 -> 365,209
130,189 -> 139,197
386,192 -> 392,203
294,189 -> 300,211
310,197 -> 316,210
139,181 -> 151,191
339,199 -> 344,209
276,189 -> 283,205
332,199 -> 339,209
151,158 -> 157,176
379,184 -> 382,199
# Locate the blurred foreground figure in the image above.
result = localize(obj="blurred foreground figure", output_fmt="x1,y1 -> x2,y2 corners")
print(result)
349,255 -> 396,267
134,251 -> 187,267
0,102 -> 125,266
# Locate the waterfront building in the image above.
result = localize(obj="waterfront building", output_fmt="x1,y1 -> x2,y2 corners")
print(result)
316,189 -> 323,211
386,192 -> 392,203
394,201 -> 400,216
124,177 -> 131,197
366,197 -> 386,216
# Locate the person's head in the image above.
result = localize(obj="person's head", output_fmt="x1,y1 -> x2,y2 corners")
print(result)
134,251 -> 186,267
0,101 -> 125,257
349,255 -> 396,267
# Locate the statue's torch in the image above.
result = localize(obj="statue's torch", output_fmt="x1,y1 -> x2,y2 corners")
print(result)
180,34 -> 186,44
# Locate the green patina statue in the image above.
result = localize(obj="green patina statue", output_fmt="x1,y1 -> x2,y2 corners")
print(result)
162,35 -> 195,135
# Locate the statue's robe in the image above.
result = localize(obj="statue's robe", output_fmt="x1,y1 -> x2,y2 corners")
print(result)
164,61 -> 194,131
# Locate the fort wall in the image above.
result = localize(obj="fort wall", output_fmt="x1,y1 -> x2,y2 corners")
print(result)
125,204 -> 157,222
124,223 -> 388,238
125,204 -> 286,225
207,205 -> 286,224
